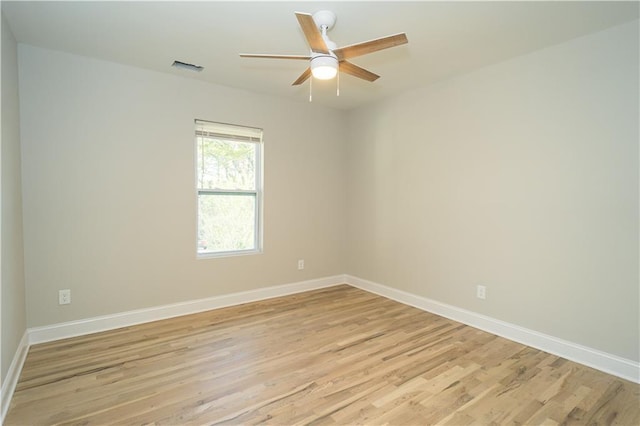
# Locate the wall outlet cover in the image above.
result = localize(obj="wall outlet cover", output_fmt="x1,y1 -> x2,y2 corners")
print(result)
476,285 -> 486,300
59,289 -> 71,305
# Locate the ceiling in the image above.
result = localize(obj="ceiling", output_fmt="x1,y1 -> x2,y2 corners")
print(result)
3,1 -> 639,110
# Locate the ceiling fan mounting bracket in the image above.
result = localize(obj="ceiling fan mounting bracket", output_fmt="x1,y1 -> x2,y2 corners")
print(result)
312,10 -> 336,32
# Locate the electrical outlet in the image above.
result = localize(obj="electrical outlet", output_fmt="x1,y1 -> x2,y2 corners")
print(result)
476,285 -> 486,300
298,259 -> 304,270
59,289 -> 71,305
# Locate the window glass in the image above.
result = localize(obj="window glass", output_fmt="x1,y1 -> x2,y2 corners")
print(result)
195,120 -> 262,256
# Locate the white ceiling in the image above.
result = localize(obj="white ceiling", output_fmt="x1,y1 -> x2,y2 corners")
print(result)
3,1 -> 639,110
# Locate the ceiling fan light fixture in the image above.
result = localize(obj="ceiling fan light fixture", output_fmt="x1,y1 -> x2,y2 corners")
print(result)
310,55 -> 338,80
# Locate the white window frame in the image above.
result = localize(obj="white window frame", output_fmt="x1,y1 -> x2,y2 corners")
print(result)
195,119 -> 263,258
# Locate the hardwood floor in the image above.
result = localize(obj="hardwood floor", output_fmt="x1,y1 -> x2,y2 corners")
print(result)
5,285 -> 639,425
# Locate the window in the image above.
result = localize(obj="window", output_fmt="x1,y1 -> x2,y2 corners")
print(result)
195,120 -> 263,257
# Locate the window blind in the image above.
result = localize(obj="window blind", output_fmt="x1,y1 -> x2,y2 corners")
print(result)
195,119 -> 263,143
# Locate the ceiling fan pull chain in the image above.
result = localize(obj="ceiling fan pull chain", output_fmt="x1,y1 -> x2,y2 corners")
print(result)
337,66 -> 340,97
309,75 -> 313,102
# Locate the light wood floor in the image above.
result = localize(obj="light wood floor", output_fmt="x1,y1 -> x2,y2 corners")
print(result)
5,285 -> 639,425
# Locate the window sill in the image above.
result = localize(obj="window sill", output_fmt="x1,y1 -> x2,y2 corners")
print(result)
196,249 -> 263,260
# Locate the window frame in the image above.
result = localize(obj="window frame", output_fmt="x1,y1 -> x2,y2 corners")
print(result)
195,120 -> 263,258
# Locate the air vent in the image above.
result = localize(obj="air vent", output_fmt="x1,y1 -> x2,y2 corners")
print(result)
172,60 -> 204,72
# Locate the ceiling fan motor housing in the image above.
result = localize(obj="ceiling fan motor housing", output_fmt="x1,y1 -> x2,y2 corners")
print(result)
312,10 -> 336,31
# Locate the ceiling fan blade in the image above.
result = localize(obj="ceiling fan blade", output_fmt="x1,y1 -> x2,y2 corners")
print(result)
295,12 -> 329,54
292,67 -> 311,86
339,61 -> 380,82
333,33 -> 408,61
240,54 -> 311,60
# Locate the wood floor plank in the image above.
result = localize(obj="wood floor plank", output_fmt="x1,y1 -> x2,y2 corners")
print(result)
5,285 -> 639,425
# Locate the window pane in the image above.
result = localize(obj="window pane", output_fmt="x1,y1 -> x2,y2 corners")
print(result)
197,138 -> 256,190
198,193 -> 256,253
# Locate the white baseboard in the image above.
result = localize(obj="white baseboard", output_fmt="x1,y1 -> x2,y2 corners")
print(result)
345,274 -> 639,384
1,331 -> 29,423
29,275 -> 346,345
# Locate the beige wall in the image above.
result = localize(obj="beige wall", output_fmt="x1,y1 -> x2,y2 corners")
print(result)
18,45 -> 347,327
346,21 -> 639,362
1,12 -> 27,380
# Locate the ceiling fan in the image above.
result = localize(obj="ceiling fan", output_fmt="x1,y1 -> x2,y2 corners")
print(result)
239,10 -> 408,86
